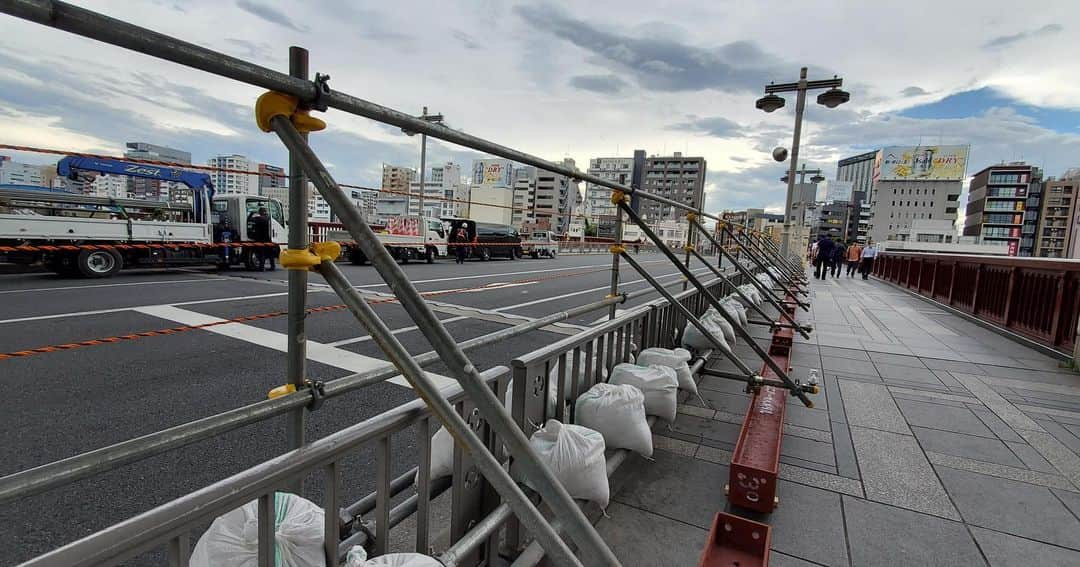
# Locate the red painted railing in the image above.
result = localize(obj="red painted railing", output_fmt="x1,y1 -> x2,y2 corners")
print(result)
873,252 -> 1080,354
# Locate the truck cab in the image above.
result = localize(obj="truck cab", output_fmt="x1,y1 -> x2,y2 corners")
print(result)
210,195 -> 287,245
522,230 -> 559,258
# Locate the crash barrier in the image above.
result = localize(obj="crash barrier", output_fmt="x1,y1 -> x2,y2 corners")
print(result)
873,252 -> 1080,356
1,3 -> 816,565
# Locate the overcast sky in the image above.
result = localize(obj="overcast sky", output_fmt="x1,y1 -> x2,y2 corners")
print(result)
1,0 -> 1078,214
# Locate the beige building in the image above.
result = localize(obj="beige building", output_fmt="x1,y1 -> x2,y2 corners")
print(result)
1037,176 -> 1078,258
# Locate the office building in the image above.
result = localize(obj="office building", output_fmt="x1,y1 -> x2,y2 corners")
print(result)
258,164 -> 286,197
407,162 -> 465,219
124,142 -> 191,201
1035,175 -> 1077,258
511,166 -> 536,228
207,154 -> 260,196
824,180 -> 854,203
641,152 -> 706,221
376,164 -> 415,219
585,157 -> 633,223
868,145 -> 968,244
883,220 -> 1008,255
527,158 -> 578,233
836,151 -> 876,200
0,156 -> 45,186
963,162 -> 1042,256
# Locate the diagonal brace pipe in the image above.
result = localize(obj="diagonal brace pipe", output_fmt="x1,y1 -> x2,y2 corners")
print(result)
695,221 -> 808,312
719,223 -> 809,305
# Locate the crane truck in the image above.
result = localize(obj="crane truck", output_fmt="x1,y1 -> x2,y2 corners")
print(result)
0,156 -> 287,277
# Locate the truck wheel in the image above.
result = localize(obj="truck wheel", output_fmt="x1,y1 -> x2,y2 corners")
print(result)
512,247 -> 523,259
47,254 -> 79,276
425,247 -> 436,264
77,249 -> 122,278
400,248 -> 411,264
550,249 -> 557,258
349,248 -> 367,265
243,250 -> 259,271
531,251 -> 539,259
480,247 -> 491,261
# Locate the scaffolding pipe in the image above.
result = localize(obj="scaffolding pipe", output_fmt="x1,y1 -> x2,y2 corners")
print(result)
271,116 -> 617,566
720,224 -> 809,306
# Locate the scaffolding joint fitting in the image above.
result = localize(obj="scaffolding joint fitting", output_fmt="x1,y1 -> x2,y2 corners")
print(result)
304,379 -> 327,411
683,245 -> 694,253
280,248 -> 321,270
304,73 -> 332,112
267,383 -> 296,399
255,91 -> 326,134
610,190 -> 630,205
686,212 -> 698,222
609,244 -> 626,254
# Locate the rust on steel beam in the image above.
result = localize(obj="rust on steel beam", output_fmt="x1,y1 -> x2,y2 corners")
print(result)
697,512 -> 772,567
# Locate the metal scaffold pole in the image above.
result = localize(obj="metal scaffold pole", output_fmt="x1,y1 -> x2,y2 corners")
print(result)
709,223 -> 809,311
720,224 -> 809,307
608,207 -> 623,320
266,114 -> 619,566
284,46 -> 309,483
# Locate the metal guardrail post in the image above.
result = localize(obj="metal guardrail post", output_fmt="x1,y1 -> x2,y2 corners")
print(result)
619,203 -> 813,406
284,45 -> 308,492
269,116 -> 617,566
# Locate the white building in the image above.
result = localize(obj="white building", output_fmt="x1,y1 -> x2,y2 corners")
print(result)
824,180 -> 854,203
0,156 -> 45,186
585,157 -> 632,222
882,219 -> 1009,255
407,162 -> 465,219
89,174 -> 128,198
207,154 -> 260,196
511,166 -> 536,227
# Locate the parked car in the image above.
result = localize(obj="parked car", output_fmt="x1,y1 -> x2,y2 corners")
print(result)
446,219 -> 522,261
522,230 -> 559,258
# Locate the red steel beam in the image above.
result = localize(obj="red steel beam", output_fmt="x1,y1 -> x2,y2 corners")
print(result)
698,511 -> 772,567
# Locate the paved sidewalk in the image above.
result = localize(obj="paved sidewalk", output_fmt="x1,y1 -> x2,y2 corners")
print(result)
597,271 -> 1080,566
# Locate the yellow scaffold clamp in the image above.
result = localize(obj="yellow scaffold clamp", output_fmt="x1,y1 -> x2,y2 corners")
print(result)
255,91 -> 327,134
267,383 -> 297,399
280,241 -> 342,271
610,190 -> 630,205
686,212 -> 698,223
683,245 -> 695,253
610,244 -> 626,254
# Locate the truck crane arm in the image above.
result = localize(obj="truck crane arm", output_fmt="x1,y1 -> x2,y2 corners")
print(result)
57,156 -> 215,222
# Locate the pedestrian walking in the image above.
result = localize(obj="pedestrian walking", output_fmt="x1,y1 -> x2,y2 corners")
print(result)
249,207 -> 276,271
813,235 -> 834,280
453,225 -> 470,264
845,241 -> 864,277
830,240 -> 846,278
859,241 -> 879,280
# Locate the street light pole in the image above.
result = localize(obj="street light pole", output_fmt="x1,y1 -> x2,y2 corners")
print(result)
756,67 -> 849,258
417,106 -> 428,218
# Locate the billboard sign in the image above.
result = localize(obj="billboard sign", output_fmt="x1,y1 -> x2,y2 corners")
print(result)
876,145 -> 969,181
472,159 -> 513,186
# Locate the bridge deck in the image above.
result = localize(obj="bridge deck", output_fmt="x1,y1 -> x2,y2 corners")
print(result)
600,272 -> 1080,566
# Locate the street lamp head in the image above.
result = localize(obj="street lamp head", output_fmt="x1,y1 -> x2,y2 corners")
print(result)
755,93 -> 786,113
780,175 -> 789,183
817,87 -> 850,108
772,147 -> 789,162
810,174 -> 825,183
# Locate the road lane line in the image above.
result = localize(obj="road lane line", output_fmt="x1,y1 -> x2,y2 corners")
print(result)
0,292 -> 291,325
0,277 -> 229,295
326,316 -> 469,347
133,305 -> 455,391
494,266 -> 713,312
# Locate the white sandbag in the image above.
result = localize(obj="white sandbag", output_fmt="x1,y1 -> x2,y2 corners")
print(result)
767,266 -> 783,280
357,553 -> 442,567
722,296 -> 749,327
705,309 -> 736,344
638,347 -> 697,395
417,426 -> 455,484
574,383 -> 653,456
190,492 -> 325,567
504,377 -> 559,417
548,351 -> 609,402
609,363 -> 678,422
737,284 -> 762,306
527,420 -> 609,507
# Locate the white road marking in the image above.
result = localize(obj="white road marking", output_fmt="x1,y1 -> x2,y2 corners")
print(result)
326,315 -> 469,347
0,291 -> 290,325
494,266 -> 713,312
133,305 -> 455,391
0,277 -> 229,295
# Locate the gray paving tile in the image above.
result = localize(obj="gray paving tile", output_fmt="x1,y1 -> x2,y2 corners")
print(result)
694,443 -> 730,465
819,345 -> 870,361
823,374 -> 846,424
930,369 -> 966,388
868,352 -> 928,368
971,526 -> 1080,567
1040,419 -> 1080,456
780,455 -> 838,475
842,496 -> 985,567
1054,488 -> 1080,519
1017,429 -> 1080,490
782,404 -> 832,432
611,449 -> 727,530
896,398 -> 993,437
953,374 -> 1044,432
769,480 -> 850,567
780,435 -> 835,466
907,347 -> 967,361
888,386 -> 978,404
665,413 -> 742,445
831,421 -> 860,480
840,380 -> 910,435
823,357 -> 879,376
652,434 -> 698,457
860,340 -> 914,355
969,407 -> 1025,443
850,426 -> 959,519
891,391 -> 969,408
769,551 -> 820,567
912,426 -> 1025,467
595,501 -> 709,567
781,464 -> 863,497
1006,441 -> 1059,474
937,466 -> 1080,549
875,363 -> 943,385
921,358 -> 985,374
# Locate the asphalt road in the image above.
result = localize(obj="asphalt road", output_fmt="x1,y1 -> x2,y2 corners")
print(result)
0,251 -> 724,564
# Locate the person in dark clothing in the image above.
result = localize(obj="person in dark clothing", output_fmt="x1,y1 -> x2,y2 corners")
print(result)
830,240 -> 846,278
249,207 -> 275,271
453,226 -> 470,264
813,236 -> 834,280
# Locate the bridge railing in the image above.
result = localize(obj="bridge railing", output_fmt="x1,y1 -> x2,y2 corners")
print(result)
873,252 -> 1080,356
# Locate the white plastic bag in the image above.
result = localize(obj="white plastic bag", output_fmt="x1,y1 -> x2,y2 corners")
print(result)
639,347 -> 696,395
527,420 -> 609,507
609,363 -> 679,422
737,284 -> 762,306
190,492 -> 325,567
722,296 -> 748,328
575,383 -> 653,456
360,553 -> 442,567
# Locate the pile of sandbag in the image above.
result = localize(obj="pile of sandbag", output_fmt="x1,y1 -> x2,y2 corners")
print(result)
190,492 -> 325,567
609,363 -> 678,422
575,383 -> 653,456
346,548 -> 442,567
736,284 -> 762,307
638,347 -> 697,396
720,297 -> 748,328
526,419 -> 609,507
680,311 -> 730,354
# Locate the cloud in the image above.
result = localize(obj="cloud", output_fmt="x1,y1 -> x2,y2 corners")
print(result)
222,38 -> 277,62
568,74 -> 629,94
451,29 -> 482,50
901,86 -> 929,97
982,23 -> 1063,50
514,3 -> 802,93
235,0 -> 308,33
668,116 -> 744,138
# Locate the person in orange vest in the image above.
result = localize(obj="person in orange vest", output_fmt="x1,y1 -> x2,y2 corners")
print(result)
845,241 -> 864,278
